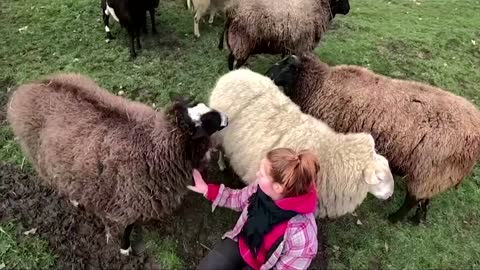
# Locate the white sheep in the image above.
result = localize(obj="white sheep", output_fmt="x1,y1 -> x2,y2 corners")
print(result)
207,68 -> 394,218
186,0 -> 230,38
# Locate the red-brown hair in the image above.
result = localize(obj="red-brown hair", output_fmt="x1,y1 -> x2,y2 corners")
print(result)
266,148 -> 319,198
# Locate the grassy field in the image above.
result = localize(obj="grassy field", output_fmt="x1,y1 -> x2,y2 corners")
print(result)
1,0 -> 479,269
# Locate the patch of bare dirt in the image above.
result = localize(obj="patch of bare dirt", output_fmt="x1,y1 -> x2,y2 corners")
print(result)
0,162 -> 156,270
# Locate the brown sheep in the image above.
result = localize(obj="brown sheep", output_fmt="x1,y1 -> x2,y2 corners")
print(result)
6,73 -> 228,255
218,0 -> 350,70
265,53 -> 480,225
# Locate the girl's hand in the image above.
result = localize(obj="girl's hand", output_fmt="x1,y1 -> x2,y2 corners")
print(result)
187,169 -> 208,194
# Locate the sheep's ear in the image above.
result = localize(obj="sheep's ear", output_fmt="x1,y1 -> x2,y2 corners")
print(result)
363,167 -> 380,185
192,126 -> 208,140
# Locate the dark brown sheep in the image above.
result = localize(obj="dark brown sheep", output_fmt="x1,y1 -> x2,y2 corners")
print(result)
218,0 -> 350,70
265,53 -> 480,224
6,73 -> 228,254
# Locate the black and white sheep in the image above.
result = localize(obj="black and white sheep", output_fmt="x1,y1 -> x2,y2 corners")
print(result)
102,0 -> 159,58
6,73 -> 228,255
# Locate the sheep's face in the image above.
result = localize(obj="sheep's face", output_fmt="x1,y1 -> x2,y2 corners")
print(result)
265,55 -> 301,96
330,0 -> 350,17
187,103 -> 229,139
168,92 -> 228,139
365,154 -> 394,200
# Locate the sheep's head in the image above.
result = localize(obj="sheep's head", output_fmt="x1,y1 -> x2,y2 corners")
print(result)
168,92 -> 229,140
329,0 -> 350,18
363,154 -> 395,200
264,54 -> 301,97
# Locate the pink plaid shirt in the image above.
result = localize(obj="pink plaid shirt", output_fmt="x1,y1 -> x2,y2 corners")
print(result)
206,182 -> 318,270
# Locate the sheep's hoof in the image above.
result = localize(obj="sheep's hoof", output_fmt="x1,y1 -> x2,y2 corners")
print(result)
408,216 -> 421,226
70,200 -> 80,207
120,246 -> 132,256
407,214 -> 426,226
387,213 -> 402,224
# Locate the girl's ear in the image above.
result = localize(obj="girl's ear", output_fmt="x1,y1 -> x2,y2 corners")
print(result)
273,182 -> 284,195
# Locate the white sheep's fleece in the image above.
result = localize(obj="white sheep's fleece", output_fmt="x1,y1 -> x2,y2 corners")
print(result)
208,68 -> 394,218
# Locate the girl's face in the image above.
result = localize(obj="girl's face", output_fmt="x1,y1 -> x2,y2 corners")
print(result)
257,158 -> 284,201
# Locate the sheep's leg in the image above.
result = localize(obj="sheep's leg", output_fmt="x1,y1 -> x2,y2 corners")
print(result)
120,224 -> 134,256
217,150 -> 226,171
136,28 -> 142,50
208,9 -> 215,24
228,53 -> 235,70
234,57 -> 248,69
143,14 -> 148,34
388,192 -> 419,223
409,199 -> 430,225
103,11 -> 114,40
218,28 -> 225,50
420,199 -> 430,222
127,28 -> 137,58
194,11 -> 201,38
149,7 -> 157,34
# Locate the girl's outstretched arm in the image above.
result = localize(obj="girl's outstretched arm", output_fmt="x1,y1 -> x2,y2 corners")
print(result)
188,169 -> 257,212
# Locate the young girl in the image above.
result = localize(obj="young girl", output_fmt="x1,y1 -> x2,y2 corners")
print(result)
188,148 -> 320,270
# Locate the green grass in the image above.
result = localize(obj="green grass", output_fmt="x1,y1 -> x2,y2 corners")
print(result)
1,0 -> 479,268
145,234 -> 185,269
0,223 -> 56,270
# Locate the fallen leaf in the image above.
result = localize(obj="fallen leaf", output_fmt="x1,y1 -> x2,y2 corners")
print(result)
351,212 -> 358,217
472,40 -> 476,46
118,90 -> 125,96
23,228 -> 37,235
356,219 -> 363,225
384,241 -> 389,252
333,245 -> 340,251
0,263 -> 5,269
